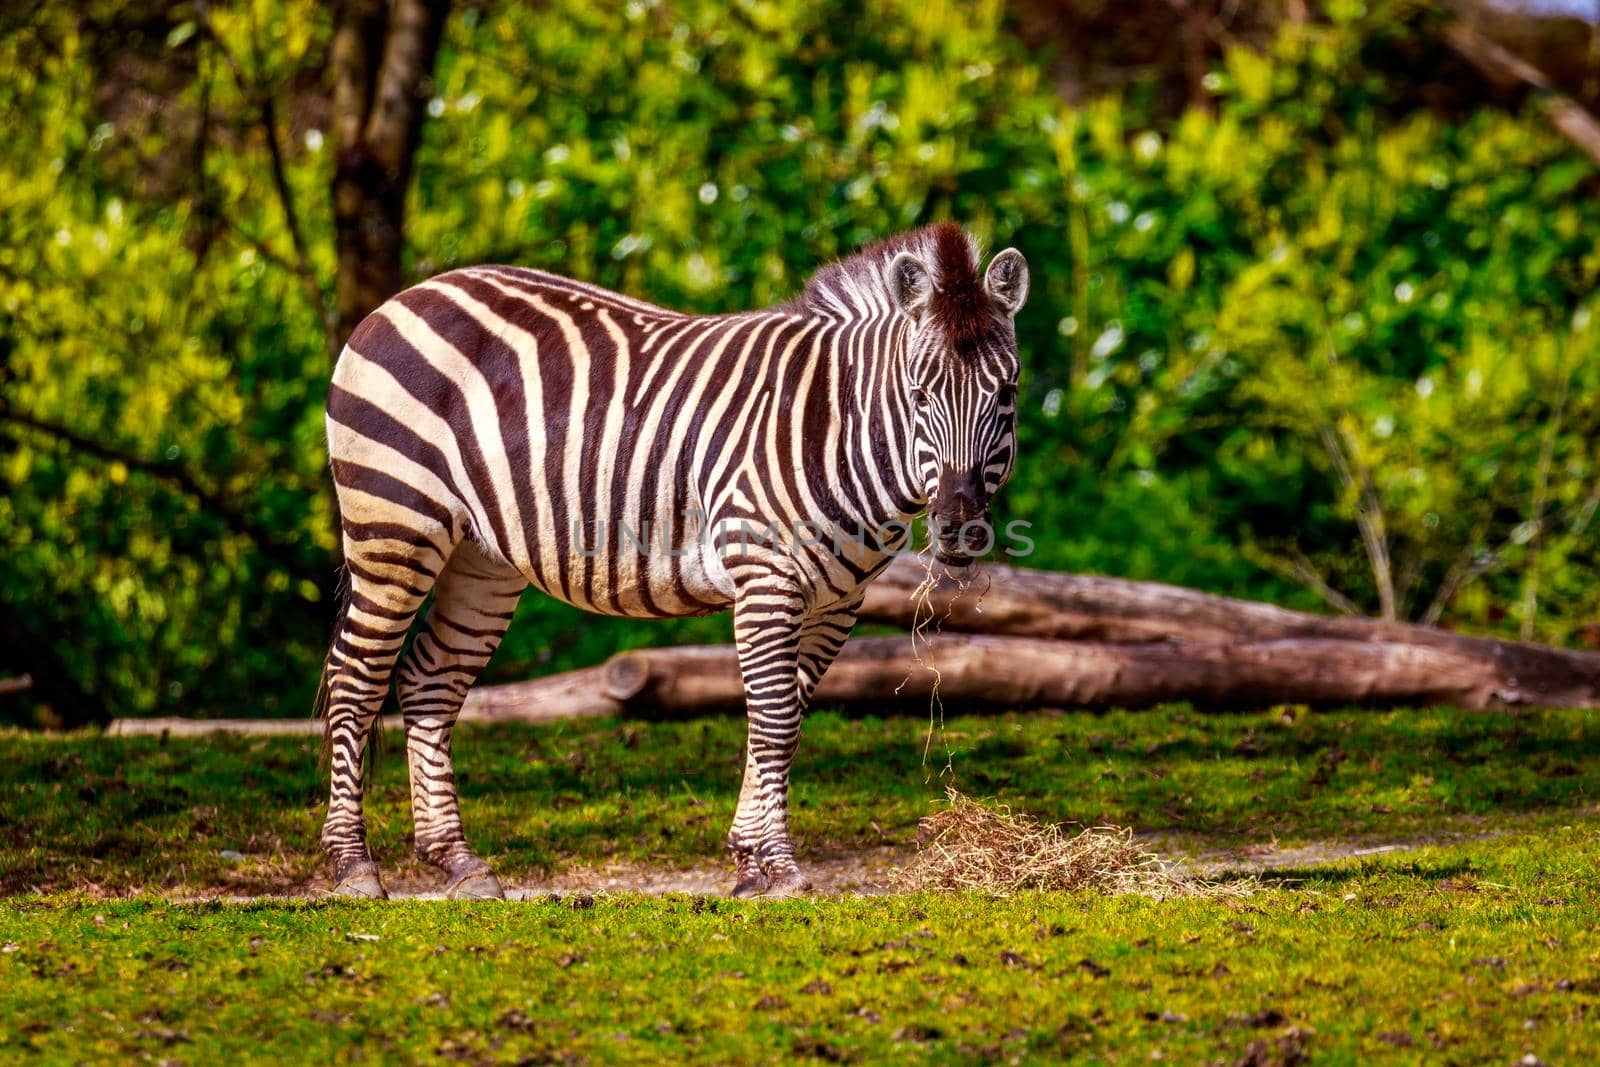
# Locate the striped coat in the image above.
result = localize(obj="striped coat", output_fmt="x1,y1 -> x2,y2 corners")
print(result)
319,222 -> 1029,898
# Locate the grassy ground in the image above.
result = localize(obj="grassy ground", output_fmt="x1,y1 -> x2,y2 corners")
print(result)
4,704 -> 1599,894
3,705 -> 1599,1063
4,836 -> 1599,1063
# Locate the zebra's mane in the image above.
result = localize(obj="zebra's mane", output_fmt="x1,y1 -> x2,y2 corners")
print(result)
786,222 -> 987,332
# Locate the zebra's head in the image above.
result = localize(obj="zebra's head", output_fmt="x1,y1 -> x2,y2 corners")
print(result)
888,234 -> 1030,564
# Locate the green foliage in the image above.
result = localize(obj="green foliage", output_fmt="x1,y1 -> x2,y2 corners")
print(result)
2,1 -> 1598,721
0,4 -> 337,721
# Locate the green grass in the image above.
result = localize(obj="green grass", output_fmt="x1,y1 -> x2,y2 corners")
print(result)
4,705 -> 1600,1063
4,832 -> 1599,1063
2,705 -> 1598,894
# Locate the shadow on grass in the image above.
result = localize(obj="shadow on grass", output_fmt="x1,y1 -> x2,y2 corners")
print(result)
1240,858 -> 1482,887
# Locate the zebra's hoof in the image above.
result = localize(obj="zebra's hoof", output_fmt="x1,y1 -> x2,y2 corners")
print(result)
765,870 -> 813,899
445,869 -> 506,900
731,871 -> 771,898
332,868 -> 389,900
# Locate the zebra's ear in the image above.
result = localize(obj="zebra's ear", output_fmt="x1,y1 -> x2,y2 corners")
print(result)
888,252 -> 933,323
985,248 -> 1030,318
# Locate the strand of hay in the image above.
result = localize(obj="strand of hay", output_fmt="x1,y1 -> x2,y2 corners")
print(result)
901,555 -> 991,777
902,549 -> 951,775
894,790 -> 1251,899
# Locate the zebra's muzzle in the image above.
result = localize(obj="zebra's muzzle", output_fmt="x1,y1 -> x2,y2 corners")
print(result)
929,465 -> 991,563
930,514 -> 993,564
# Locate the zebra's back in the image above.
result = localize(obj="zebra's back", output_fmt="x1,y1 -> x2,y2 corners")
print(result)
327,264 -> 771,620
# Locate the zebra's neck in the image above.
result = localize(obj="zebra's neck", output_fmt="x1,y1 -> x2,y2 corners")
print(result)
775,223 -> 985,540
806,309 -> 925,534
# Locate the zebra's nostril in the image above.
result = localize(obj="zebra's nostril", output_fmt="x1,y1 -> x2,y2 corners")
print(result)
935,465 -> 989,517
954,477 -> 987,519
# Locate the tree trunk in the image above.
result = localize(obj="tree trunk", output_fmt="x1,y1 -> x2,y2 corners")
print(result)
330,0 -> 451,349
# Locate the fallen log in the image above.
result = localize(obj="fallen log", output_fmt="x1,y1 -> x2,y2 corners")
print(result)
103,559 -> 1600,737
103,622 -> 1595,737
471,631 -> 1599,716
106,716 -> 397,738
460,663 -> 625,723
108,665 -> 630,737
859,557 -> 1600,704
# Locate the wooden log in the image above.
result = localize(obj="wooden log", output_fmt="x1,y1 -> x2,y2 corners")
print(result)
859,557 -> 1600,706
0,674 -> 32,697
103,559 -> 1600,736
108,715 -> 401,738
108,665 -> 630,736
502,631 -> 1597,716
459,663 -> 625,724
862,556 -> 1313,643
103,620 -> 1592,738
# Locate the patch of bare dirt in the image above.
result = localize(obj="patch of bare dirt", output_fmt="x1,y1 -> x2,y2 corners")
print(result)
242,848 -> 908,902
508,847 -> 907,899
209,832 -> 1469,901
149,807 -> 1591,902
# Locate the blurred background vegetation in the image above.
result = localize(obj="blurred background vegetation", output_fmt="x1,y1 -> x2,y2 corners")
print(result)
2,0 -> 1598,726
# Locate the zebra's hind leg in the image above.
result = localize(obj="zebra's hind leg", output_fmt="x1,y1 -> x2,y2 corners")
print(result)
320,543 -> 446,899
395,541 -> 526,900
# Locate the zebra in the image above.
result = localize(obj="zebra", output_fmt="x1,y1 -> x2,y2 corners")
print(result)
318,221 -> 1029,899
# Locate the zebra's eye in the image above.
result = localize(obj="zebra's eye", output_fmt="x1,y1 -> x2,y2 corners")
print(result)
910,387 -> 929,409
996,384 -> 1017,407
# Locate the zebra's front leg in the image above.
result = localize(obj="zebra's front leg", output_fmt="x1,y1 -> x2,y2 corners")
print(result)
751,596 -> 864,892
726,583 -> 810,898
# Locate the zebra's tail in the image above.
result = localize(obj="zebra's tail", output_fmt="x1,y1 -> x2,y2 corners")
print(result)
314,562 -> 351,768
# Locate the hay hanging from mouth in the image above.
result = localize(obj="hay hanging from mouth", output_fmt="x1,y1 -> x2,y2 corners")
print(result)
902,554 -> 991,777
893,790 -> 1250,899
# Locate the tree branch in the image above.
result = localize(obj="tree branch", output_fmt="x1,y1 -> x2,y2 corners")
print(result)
197,7 -> 338,361
0,403 -> 325,592
1239,536 -> 1361,617
259,90 -> 339,360
1519,338 -> 1573,639
1441,15 -> 1600,168
1317,420 -> 1397,620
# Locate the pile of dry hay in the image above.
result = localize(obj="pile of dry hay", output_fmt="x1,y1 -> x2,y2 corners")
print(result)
893,790 -> 1249,899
